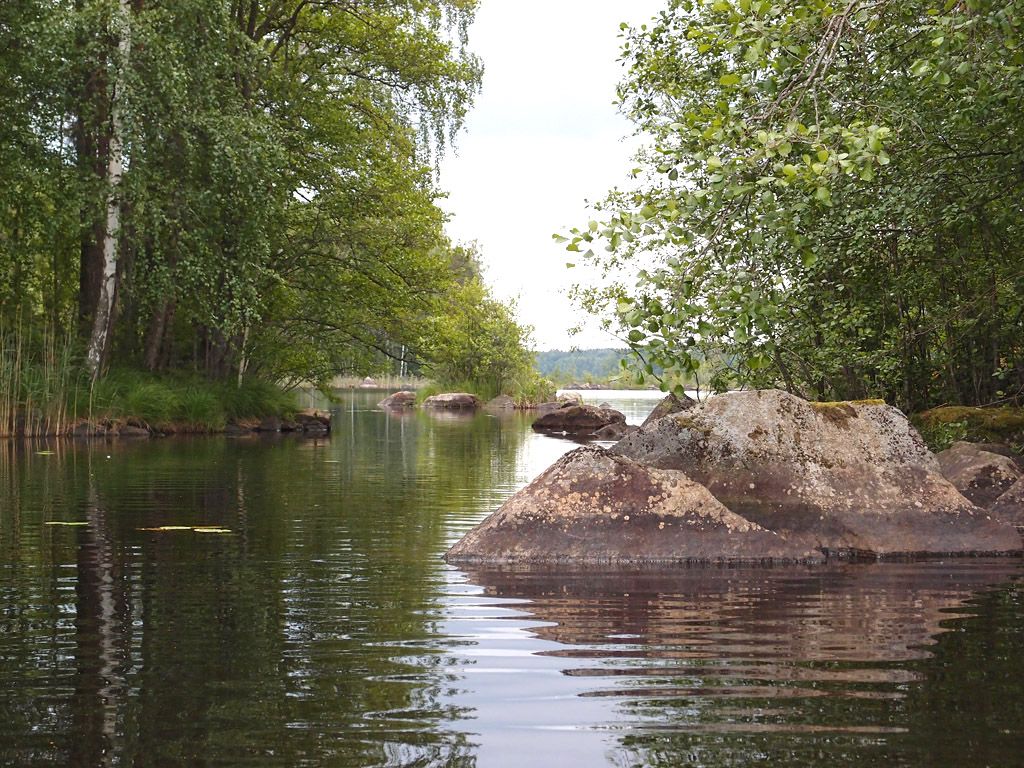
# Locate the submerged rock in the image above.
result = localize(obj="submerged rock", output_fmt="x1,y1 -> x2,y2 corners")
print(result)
378,391 -> 417,409
422,392 -> 481,409
532,404 -> 626,437
936,442 -> 1023,507
445,446 -> 822,565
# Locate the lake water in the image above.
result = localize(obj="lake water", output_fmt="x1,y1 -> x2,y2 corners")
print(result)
1,390 -> 1022,767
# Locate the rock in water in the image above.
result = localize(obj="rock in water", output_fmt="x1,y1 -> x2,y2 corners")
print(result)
445,446 -> 822,565
484,394 -> 516,411
532,404 -> 626,436
422,393 -> 481,409
640,392 -> 696,428
612,390 -> 1020,558
593,422 -> 639,441
936,441 -> 1023,507
991,478 -> 1024,528
378,391 -> 417,409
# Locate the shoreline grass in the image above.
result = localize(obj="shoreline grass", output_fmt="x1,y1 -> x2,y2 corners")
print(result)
1,335 -> 299,437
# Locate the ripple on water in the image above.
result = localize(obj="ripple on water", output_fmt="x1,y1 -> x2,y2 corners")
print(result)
0,395 -> 1022,768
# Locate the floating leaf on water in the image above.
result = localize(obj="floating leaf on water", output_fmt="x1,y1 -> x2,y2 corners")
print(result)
44,521 -> 88,526
35,451 -> 56,456
136,525 -> 233,534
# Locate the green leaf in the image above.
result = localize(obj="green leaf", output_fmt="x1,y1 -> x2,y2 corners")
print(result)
910,59 -> 931,77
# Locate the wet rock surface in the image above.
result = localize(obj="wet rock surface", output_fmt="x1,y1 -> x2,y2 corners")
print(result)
936,441 -> 1023,506
448,389 -> 1021,565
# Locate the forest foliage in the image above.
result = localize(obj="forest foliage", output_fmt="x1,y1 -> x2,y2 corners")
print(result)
565,0 -> 1024,411
534,348 -> 628,385
0,0 -> 537,405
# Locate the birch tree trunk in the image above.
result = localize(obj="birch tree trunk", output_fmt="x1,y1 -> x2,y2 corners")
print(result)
84,0 -> 130,381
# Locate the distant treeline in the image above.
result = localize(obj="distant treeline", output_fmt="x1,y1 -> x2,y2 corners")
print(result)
535,349 -> 628,384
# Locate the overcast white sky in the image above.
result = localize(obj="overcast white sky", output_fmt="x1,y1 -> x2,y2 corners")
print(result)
438,0 -> 664,351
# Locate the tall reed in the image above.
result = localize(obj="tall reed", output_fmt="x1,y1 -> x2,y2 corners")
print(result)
0,320 -> 79,437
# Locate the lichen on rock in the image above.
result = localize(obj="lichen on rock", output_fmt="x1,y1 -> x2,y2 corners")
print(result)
447,390 -> 1021,565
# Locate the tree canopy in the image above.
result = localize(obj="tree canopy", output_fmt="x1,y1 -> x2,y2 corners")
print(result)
565,0 -> 1024,411
0,0 -> 497,388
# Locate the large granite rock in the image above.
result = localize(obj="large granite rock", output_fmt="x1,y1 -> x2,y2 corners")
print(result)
532,404 -> 626,437
936,441 -> 1023,506
990,477 -> 1024,528
422,392 -> 481,409
445,446 -> 822,565
447,390 -> 1020,566
612,390 -> 1019,558
963,442 -> 1024,468
378,391 -> 417,409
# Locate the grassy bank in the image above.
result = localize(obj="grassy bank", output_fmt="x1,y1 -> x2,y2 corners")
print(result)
77,370 -> 298,434
1,328 -> 298,437
418,373 -> 556,408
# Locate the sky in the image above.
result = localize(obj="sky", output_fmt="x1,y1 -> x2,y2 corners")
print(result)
438,0 -> 665,351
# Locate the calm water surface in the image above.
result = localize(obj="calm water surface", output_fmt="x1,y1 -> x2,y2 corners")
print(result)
1,390 -> 1022,767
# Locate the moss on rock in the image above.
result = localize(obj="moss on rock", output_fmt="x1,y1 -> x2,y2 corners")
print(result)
912,406 -> 1024,453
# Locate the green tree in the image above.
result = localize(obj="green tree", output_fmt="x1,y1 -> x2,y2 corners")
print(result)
566,0 -> 1024,411
422,245 -> 547,400
0,0 -> 482,389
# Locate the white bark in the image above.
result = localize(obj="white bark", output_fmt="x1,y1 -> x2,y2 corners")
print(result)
85,0 -> 131,380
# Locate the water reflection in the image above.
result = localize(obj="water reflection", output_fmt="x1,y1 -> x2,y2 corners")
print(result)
446,562 -> 1022,767
0,393 -> 1022,768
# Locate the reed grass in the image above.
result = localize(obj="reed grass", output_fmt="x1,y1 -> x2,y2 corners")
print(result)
1,322 -> 297,437
73,369 -> 297,431
0,321 -> 79,437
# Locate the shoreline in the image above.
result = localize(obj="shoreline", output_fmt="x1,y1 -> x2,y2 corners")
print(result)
1,410 -> 331,440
